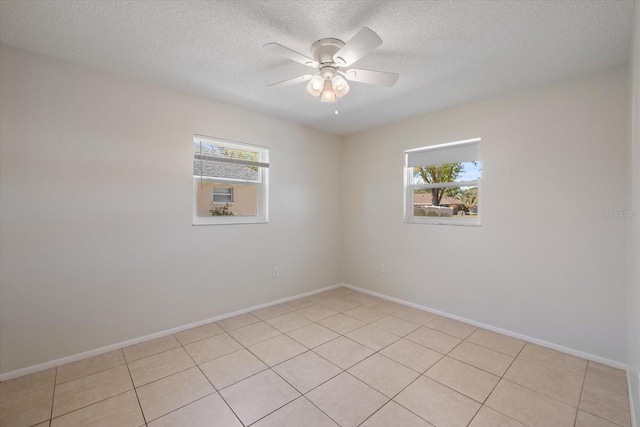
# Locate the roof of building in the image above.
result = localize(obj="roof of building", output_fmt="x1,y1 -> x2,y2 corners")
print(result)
414,193 -> 466,206
193,142 -> 259,181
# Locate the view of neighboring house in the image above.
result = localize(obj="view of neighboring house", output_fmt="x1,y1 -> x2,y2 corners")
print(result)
193,142 -> 258,217
413,192 -> 477,217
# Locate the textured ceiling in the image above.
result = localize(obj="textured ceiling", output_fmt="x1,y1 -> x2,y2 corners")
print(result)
0,0 -> 634,136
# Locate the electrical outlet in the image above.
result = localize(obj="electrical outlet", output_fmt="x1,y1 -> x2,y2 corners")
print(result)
379,263 -> 385,273
272,267 -> 279,278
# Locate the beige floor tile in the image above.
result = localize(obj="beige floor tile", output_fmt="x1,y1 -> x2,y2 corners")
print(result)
265,312 -> 312,333
128,347 -> 195,387
184,333 -> 243,365
273,351 -> 342,394
343,306 -> 387,323
313,337 -> 374,369
395,376 -> 481,427
199,348 -> 267,390
466,329 -> 525,357
361,400 -> 433,426
393,307 -> 438,325
425,316 -> 477,339
306,373 -> 388,427
517,343 -> 587,378
286,323 -> 340,348
147,393 -> 242,427
371,316 -> 421,337
504,358 -> 583,406
448,341 -> 514,376
366,300 -> 405,315
307,292 -> 340,304
251,304 -> 291,320
425,357 -> 499,403
579,385 -> 631,427
220,370 -> 300,425
468,406 -> 526,427
50,390 -> 143,427
248,334 -> 307,366
56,351 -> 125,385
281,298 -> 316,311
584,362 -> 628,397
228,322 -> 281,347
380,339 -> 443,373
343,292 -> 379,306
52,365 -> 132,418
348,354 -> 420,398
174,322 -> 224,345
405,327 -> 462,354
252,397 -> 339,427
318,298 -> 360,313
318,314 -> 366,334
345,325 -> 399,351
123,335 -> 181,363
0,386 -> 53,427
485,380 -> 576,427
32,423 -> 50,427
575,410 -> 621,427
0,368 -> 56,401
136,367 -> 214,422
216,313 -> 260,332
295,305 -> 339,322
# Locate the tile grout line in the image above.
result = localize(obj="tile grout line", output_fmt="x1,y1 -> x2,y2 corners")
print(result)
47,367 -> 58,426
177,332 -> 246,426
236,295 -> 352,426
465,336 -> 529,427
573,360 -> 589,427
123,351 -> 148,426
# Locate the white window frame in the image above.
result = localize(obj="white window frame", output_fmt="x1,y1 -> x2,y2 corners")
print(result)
192,135 -> 269,225
404,138 -> 481,226
212,187 -> 234,204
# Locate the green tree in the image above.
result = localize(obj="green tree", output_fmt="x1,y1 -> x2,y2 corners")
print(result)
413,163 -> 464,206
460,187 -> 478,211
217,147 -> 259,172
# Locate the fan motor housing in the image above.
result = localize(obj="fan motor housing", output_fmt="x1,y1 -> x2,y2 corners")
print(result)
311,38 -> 345,65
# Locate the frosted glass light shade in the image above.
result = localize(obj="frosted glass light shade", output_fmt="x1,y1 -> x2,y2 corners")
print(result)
320,79 -> 336,103
306,75 -> 324,96
331,75 -> 350,97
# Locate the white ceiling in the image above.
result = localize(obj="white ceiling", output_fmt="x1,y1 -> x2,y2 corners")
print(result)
0,0 -> 634,136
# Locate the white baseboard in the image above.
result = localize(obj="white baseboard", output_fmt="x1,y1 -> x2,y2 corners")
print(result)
0,284 -> 341,382
341,283 -> 627,370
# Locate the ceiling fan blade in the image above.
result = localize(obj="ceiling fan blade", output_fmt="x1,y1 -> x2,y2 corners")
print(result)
263,42 -> 318,68
344,69 -> 399,87
267,75 -> 313,88
333,27 -> 383,67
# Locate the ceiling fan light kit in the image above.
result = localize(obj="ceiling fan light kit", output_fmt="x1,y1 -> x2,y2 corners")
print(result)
264,27 -> 399,108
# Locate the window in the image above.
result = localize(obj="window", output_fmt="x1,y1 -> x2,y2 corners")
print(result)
212,188 -> 233,204
193,135 -> 269,225
404,138 -> 481,225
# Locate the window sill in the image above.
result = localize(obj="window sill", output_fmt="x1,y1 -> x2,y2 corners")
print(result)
192,221 -> 268,226
404,219 -> 481,227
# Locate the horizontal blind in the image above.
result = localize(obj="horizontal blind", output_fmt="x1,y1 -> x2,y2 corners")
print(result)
407,139 -> 480,167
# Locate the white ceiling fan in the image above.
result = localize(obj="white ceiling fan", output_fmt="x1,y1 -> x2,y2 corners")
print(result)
264,27 -> 399,106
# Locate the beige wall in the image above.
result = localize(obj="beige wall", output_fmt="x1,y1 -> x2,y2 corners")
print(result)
628,0 -> 640,422
195,182 -> 257,217
342,66 -> 629,363
0,44 -> 342,374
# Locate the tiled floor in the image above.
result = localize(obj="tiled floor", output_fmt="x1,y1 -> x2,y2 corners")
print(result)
0,287 -> 632,427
